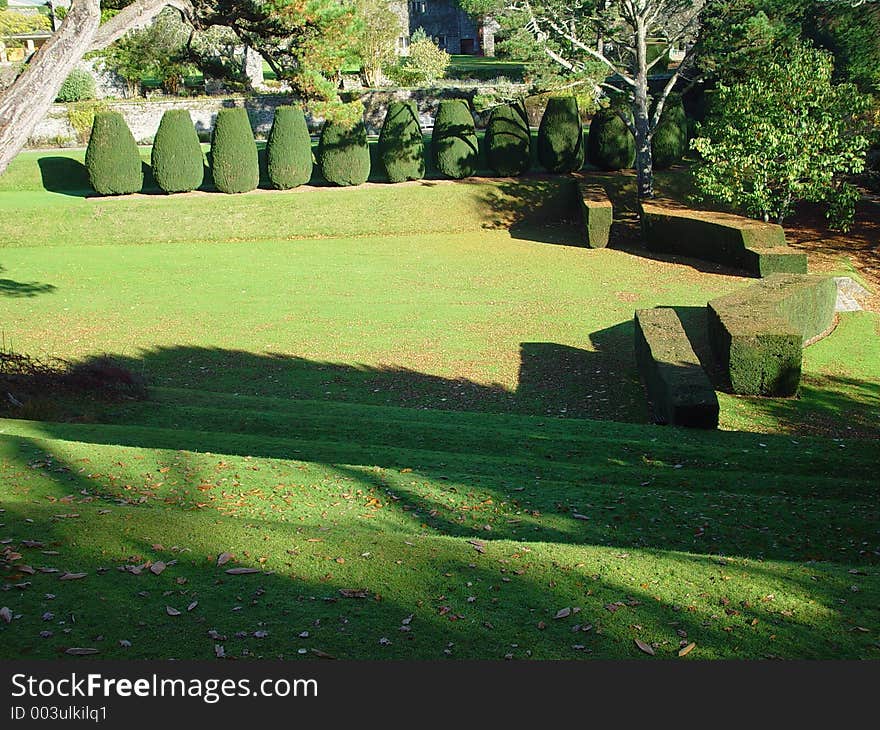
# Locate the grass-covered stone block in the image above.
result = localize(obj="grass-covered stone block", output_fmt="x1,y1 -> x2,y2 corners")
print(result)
640,202 -> 807,276
634,308 -> 719,428
577,180 -> 613,248
708,274 -> 837,396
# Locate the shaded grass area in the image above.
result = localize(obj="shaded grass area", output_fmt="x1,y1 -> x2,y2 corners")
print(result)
0,416 -> 877,661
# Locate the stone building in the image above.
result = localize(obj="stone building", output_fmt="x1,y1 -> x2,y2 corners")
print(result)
391,0 -> 496,56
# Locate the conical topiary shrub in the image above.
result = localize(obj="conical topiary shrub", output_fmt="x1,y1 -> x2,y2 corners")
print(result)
485,101 -> 531,177
267,105 -> 313,189
537,96 -> 584,173
85,111 -> 143,195
378,101 -> 425,183
587,106 -> 635,171
151,109 -> 204,193
431,100 -> 478,179
210,107 -> 259,194
318,118 -> 371,186
651,95 -> 688,169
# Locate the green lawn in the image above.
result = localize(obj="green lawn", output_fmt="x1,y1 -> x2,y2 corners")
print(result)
0,149 -> 877,660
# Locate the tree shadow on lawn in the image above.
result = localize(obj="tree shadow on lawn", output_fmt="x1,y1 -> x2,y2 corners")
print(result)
37,156 -> 91,197
1,435 -> 876,660
0,264 -> 56,298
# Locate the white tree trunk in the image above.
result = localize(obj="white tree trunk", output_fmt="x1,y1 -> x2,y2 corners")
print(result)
632,19 -> 653,200
0,0 -> 193,176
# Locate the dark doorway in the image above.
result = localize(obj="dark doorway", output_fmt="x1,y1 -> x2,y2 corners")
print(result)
460,38 -> 475,54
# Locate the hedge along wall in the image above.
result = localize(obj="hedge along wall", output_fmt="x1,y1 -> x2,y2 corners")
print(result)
431,100 -> 479,179
707,274 -> 837,396
586,106 -> 635,171
84,111 -> 143,195
378,100 -> 425,183
210,107 -> 259,194
485,101 -> 531,177
537,96 -> 584,173
640,201 -> 807,277
267,106 -> 313,189
634,307 -> 719,429
151,109 -> 204,194
318,118 -> 371,186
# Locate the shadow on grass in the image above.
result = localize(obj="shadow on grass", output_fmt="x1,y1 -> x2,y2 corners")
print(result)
37,156 -> 90,196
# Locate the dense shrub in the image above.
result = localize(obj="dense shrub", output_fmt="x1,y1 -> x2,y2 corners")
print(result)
537,96 -> 584,173
318,118 -> 371,186
84,111 -> 143,195
431,100 -> 478,179
586,106 -> 635,171
485,102 -> 531,177
267,106 -> 313,189
56,68 -> 96,102
210,107 -> 259,194
377,101 -> 425,183
651,95 -> 688,169
150,109 -> 204,193
384,29 -> 450,86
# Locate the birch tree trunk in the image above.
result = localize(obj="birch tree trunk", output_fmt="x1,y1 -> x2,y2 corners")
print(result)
632,18 -> 654,199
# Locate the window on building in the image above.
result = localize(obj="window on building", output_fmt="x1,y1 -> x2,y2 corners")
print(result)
398,36 -> 410,52
435,35 -> 447,49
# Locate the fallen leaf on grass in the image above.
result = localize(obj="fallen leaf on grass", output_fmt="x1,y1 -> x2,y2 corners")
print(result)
59,572 -> 86,581
166,606 -> 181,616
554,608 -> 572,619
187,601 -> 198,612
217,552 -> 233,567
225,568 -> 260,575
0,607 -> 11,623
635,639 -> 655,656
572,514 -> 590,521
678,642 -> 696,657
338,589 -> 369,598
65,648 -> 99,656
310,649 -> 335,659
150,562 -> 166,576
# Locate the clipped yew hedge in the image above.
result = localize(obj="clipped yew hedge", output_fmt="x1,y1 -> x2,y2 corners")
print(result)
85,111 -> 143,195
634,308 -> 719,429
537,96 -> 583,173
586,106 -> 635,171
651,95 -> 688,170
267,106 -> 313,189
708,274 -> 837,396
151,109 -> 204,194
210,108 -> 259,194
378,101 -> 425,183
318,118 -> 371,187
431,100 -> 479,179
485,102 -> 531,177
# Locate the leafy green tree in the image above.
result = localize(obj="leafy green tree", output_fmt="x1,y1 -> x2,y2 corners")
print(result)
691,43 -> 871,230
353,0 -> 400,87
386,28 -> 450,86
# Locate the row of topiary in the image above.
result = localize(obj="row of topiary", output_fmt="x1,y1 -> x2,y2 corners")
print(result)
84,96 -> 690,195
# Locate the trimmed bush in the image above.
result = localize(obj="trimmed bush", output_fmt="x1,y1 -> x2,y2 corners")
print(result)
151,109 -> 204,194
377,101 -> 425,183
640,201 -> 807,277
267,106 -> 313,189
708,274 -> 837,396
56,68 -> 96,102
537,96 -> 584,173
634,308 -> 719,428
210,108 -> 259,194
485,102 -> 531,177
318,118 -> 371,186
651,95 -> 688,169
431,100 -> 478,179
587,106 -> 635,171
84,111 -> 142,195
577,181 -> 613,248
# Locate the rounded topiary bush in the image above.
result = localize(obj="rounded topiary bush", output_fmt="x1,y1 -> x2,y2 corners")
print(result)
84,111 -> 143,195
210,107 -> 259,194
56,68 -> 96,102
431,100 -> 478,179
318,118 -> 371,187
378,101 -> 425,183
267,106 -> 313,189
587,106 -> 635,171
485,102 -> 531,177
651,95 -> 688,169
537,96 -> 584,173
151,109 -> 204,193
